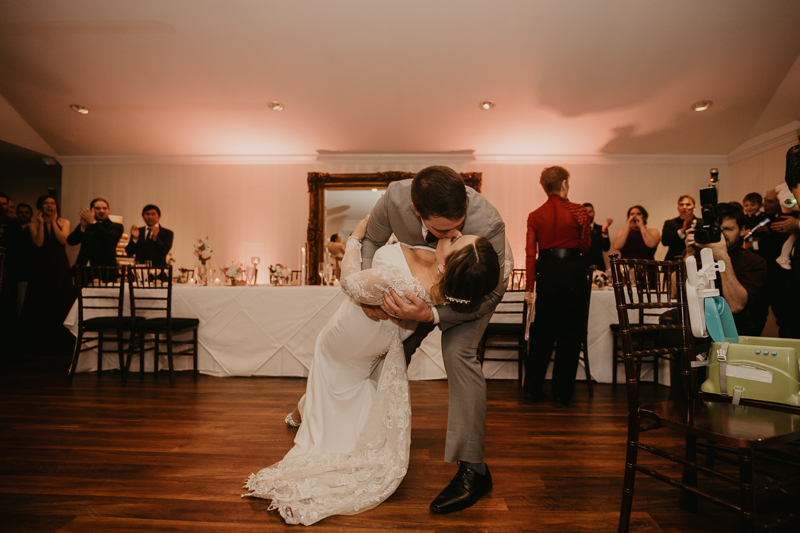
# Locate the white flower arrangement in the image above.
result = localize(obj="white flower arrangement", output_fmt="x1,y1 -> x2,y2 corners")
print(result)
193,237 -> 213,265
224,263 -> 243,279
270,263 -> 290,281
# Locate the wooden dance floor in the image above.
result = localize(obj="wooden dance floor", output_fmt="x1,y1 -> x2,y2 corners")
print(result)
1,360 -> 796,532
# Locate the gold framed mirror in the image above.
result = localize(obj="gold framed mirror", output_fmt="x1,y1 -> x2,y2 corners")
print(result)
306,171 -> 482,285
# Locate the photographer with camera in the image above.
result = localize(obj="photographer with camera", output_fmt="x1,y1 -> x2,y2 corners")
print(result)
686,202 -> 767,336
660,201 -> 767,401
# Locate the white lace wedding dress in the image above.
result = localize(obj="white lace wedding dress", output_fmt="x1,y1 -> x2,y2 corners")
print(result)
243,238 -> 433,525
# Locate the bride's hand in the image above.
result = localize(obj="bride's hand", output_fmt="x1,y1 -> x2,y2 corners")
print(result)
351,215 -> 370,241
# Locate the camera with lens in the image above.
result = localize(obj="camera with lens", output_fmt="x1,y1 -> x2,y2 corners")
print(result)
694,186 -> 721,244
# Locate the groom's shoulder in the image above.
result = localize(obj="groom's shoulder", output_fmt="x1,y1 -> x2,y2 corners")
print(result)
466,186 -> 501,218
387,179 -> 412,195
385,179 -> 413,205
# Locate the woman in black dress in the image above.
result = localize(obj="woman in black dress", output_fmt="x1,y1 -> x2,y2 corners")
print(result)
22,195 -> 75,351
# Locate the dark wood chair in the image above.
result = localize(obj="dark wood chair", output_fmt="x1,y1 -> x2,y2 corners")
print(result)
610,262 -> 666,385
67,265 -> 131,384
610,254 -> 800,533
477,269 -> 527,386
290,270 -> 301,284
123,265 -> 199,387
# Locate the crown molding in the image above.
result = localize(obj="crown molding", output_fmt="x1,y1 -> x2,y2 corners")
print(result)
473,153 -> 728,166
314,151 -> 476,164
728,121 -> 800,164
57,154 -> 318,166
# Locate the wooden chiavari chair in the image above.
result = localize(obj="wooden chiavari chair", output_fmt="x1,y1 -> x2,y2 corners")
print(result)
610,255 -> 800,533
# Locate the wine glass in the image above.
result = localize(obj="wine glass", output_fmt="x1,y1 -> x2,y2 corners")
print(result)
250,257 -> 261,285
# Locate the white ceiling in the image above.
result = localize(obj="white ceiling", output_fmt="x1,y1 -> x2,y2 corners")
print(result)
1,0 -> 799,158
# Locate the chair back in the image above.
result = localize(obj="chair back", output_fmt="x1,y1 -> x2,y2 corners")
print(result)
508,268 -> 525,291
584,266 -> 594,329
494,268 -> 527,317
127,265 -> 174,323
609,255 -> 693,404
74,265 -> 127,325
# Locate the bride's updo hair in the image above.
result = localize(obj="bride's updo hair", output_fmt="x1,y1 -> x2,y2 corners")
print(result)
430,237 -> 500,309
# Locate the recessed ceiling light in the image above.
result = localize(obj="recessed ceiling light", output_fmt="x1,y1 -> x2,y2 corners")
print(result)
70,104 -> 89,114
691,100 -> 712,112
479,101 -> 495,110
268,101 -> 284,111
371,188 -> 378,192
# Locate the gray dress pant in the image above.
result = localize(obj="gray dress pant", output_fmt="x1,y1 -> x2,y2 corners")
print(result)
403,314 -> 493,464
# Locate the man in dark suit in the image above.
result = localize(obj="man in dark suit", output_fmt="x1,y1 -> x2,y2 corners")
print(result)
362,166 -> 506,514
661,195 -> 701,260
126,204 -> 174,266
66,198 -> 124,267
581,202 -> 611,271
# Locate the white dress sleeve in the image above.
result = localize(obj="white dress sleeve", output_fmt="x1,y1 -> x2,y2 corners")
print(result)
339,237 -> 433,307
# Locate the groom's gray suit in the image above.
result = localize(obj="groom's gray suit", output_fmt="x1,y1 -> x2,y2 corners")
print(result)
362,179 -> 506,464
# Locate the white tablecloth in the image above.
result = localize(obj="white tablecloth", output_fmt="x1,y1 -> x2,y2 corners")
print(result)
64,284 -> 646,383
64,285 -> 448,380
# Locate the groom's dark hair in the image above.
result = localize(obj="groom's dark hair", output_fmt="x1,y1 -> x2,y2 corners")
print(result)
411,166 -> 467,220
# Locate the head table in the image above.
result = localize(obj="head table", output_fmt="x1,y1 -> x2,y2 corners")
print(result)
64,284 -> 663,383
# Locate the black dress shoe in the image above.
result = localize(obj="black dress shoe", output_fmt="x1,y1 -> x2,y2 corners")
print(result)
430,463 -> 492,514
524,392 -> 545,405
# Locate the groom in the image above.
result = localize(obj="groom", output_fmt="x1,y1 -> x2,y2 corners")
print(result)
361,165 -> 506,513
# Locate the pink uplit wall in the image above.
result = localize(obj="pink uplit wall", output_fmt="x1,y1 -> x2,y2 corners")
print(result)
60,154 -> 735,272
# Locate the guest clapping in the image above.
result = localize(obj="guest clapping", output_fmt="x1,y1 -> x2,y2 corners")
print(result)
66,198 -> 123,267
30,195 -> 70,248
613,205 -> 660,259
21,195 -> 75,351
126,204 -> 174,266
582,203 -> 611,271
661,195 -> 700,260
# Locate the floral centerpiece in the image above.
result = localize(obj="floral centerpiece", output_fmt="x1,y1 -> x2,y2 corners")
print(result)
193,237 -> 213,266
224,263 -> 243,285
270,263 -> 290,286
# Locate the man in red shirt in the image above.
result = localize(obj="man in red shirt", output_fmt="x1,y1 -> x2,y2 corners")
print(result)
524,166 -> 591,407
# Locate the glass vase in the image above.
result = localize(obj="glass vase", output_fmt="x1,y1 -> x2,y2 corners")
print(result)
196,265 -> 208,286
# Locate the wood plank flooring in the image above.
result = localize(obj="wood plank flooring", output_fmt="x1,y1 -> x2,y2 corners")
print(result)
1,359 -> 796,532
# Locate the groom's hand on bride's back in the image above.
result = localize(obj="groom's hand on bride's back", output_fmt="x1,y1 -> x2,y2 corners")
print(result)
362,304 -> 390,322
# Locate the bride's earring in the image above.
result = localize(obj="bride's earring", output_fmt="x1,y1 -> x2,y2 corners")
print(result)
437,264 -> 444,276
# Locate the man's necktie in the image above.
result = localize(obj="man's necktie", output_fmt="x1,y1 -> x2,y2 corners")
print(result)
145,228 -> 152,241
425,230 -> 438,244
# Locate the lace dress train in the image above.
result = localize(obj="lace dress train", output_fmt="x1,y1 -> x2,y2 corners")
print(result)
243,240 -> 431,525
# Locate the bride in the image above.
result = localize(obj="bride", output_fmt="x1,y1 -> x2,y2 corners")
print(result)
243,216 -> 501,525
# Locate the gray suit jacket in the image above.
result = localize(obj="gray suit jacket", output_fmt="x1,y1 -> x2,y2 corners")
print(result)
362,179 -> 506,329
